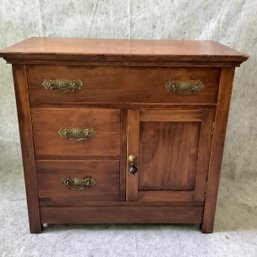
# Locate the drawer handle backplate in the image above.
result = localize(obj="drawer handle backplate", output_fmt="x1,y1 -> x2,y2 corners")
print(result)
165,80 -> 205,95
60,177 -> 96,190
58,128 -> 96,141
42,79 -> 83,93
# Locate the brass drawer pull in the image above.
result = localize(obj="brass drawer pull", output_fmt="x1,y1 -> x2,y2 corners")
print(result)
42,79 -> 83,93
58,128 -> 96,141
165,80 -> 205,95
60,177 -> 96,190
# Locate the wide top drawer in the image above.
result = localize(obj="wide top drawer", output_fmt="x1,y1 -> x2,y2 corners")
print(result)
27,65 -> 221,105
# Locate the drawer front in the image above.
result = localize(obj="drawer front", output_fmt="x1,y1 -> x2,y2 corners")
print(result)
37,160 -> 120,204
31,108 -> 120,158
27,65 -> 220,105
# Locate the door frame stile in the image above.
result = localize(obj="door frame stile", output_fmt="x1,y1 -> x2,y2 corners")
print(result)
126,110 -> 140,201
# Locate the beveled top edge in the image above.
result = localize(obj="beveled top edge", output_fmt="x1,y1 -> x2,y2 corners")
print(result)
0,37 -> 248,66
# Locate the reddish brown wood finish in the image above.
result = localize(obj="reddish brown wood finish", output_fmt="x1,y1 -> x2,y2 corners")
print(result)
12,65 -> 42,233
126,110 -> 140,201
27,65 -> 220,105
201,68 -> 235,233
41,205 -> 203,224
138,191 -> 195,202
31,108 -> 120,158
127,109 -> 214,203
139,121 -> 200,191
37,160 -> 120,204
0,38 -> 248,66
0,38 -> 248,233
119,110 -> 127,201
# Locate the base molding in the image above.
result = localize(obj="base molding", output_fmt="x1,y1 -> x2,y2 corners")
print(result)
41,205 -> 203,224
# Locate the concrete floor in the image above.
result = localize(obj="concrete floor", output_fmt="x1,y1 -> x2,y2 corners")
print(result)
1,145 -> 257,257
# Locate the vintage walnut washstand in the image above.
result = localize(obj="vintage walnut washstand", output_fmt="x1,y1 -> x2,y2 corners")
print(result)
0,38 -> 248,233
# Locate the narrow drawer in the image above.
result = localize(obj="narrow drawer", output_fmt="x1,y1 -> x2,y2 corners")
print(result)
27,65 -> 220,105
37,160 -> 120,205
31,108 -> 120,158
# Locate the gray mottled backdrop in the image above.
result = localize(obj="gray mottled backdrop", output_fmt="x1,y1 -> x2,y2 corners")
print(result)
0,0 -> 256,179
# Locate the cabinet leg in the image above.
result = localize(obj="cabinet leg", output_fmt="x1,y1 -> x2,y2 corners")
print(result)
200,221 -> 214,233
29,223 -> 43,233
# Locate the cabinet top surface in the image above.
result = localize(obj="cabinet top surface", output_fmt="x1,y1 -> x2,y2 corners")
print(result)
0,37 -> 248,66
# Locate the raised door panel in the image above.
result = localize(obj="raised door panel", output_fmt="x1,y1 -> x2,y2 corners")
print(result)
139,121 -> 200,191
126,109 -> 214,202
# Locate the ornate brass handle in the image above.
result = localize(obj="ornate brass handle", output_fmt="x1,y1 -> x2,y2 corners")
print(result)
42,79 -> 83,93
60,177 -> 96,190
164,80 -> 205,95
58,128 -> 96,141
128,155 -> 137,175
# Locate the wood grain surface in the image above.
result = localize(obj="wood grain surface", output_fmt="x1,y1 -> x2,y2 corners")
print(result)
41,205 -> 203,224
12,65 -> 42,233
27,65 -> 220,105
126,109 -> 214,203
37,160 -> 120,204
31,108 -> 120,158
0,38 -> 248,233
201,68 -> 236,233
0,38 -> 248,66
139,121 -> 200,191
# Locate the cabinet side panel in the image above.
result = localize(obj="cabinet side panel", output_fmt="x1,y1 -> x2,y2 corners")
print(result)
12,64 -> 42,233
202,68 -> 235,233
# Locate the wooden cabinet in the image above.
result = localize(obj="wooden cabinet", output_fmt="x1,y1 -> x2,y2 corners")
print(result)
0,38 -> 247,233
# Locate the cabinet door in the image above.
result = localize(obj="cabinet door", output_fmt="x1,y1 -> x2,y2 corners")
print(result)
126,109 -> 214,202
